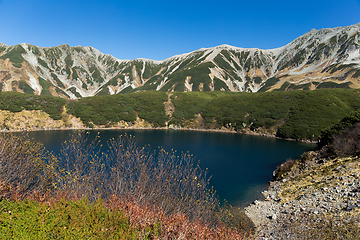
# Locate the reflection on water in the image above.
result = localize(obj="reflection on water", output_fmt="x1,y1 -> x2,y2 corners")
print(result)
26,129 -> 316,207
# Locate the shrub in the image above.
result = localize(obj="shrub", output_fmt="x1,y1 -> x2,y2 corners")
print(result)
0,92 -> 66,120
0,133 -> 57,199
332,122 -> 360,157
107,134 -> 219,223
273,159 -> 296,180
54,131 -> 105,201
67,91 -> 167,127
320,111 -> 360,147
0,198 -> 136,239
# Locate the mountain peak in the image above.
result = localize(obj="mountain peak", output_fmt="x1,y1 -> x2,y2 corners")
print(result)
0,23 -> 359,98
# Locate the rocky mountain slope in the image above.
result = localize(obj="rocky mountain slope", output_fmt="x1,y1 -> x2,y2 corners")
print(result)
0,23 -> 359,99
245,151 -> 360,239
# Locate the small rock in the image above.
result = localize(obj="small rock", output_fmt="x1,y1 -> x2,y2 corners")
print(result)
345,205 -> 357,211
267,214 -> 277,220
335,166 -> 342,171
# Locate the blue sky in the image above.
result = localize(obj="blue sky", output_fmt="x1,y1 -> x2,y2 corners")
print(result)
0,0 -> 359,61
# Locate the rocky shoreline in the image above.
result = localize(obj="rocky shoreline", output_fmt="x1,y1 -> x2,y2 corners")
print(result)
245,151 -> 360,239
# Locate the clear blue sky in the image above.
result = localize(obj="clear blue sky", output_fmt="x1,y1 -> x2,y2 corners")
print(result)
1,0 -> 359,61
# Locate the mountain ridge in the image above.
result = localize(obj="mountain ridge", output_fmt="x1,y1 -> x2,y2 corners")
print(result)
0,23 -> 359,99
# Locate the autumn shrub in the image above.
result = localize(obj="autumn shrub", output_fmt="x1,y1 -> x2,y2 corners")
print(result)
332,122 -> 360,157
54,131 -> 106,201
0,132 -> 57,199
320,111 -> 360,147
106,134 -> 219,223
214,202 -> 254,232
273,159 -> 296,180
0,131 -> 255,238
107,195 -> 253,240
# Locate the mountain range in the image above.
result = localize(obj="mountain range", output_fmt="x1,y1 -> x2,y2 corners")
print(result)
0,23 -> 359,99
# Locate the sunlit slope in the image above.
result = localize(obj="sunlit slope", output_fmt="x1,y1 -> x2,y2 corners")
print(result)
0,23 -> 359,98
66,89 -> 360,140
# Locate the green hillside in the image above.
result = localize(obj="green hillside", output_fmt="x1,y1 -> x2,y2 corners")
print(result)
167,89 -> 360,140
1,89 -> 360,141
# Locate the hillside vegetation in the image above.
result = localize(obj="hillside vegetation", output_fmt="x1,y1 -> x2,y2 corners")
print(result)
0,91 -> 65,120
1,89 -> 360,141
168,89 -> 353,139
67,91 -> 168,128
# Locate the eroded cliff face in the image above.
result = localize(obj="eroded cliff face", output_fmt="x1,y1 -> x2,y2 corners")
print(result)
0,109 -> 158,132
1,23 -> 359,99
0,109 -> 84,131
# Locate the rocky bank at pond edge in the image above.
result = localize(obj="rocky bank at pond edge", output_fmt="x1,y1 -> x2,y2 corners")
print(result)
245,150 -> 360,239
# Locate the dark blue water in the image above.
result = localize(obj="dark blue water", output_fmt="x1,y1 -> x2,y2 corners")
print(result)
26,129 -> 316,207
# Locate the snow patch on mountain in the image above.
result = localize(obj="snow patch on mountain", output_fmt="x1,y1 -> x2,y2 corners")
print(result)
205,48 -> 222,63
345,50 -> 360,64
21,44 -> 39,67
135,58 -> 161,64
25,70 -> 42,95
1,23 -> 360,98
156,77 -> 168,91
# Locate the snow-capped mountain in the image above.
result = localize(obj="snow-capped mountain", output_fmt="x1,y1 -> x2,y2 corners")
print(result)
0,23 -> 359,99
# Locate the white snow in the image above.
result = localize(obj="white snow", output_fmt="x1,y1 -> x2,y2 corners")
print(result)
169,64 -> 180,75
116,82 -> 131,94
141,61 -> 146,78
264,46 -> 285,56
57,74 -> 68,87
204,48 -> 222,62
184,76 -> 193,92
25,70 -> 42,94
345,50 -> 360,64
108,86 -> 115,95
156,77 -> 168,91
2,81 -> 11,91
21,43 -> 38,67
135,58 -> 161,64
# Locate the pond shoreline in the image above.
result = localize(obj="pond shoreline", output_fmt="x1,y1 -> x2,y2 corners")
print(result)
2,126 -> 318,144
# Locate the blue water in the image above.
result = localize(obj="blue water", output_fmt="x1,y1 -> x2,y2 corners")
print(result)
26,129 -> 316,207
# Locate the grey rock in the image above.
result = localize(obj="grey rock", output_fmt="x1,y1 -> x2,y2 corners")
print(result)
345,205 -> 357,211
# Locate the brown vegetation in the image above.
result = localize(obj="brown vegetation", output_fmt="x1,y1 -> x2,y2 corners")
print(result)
332,122 -> 360,157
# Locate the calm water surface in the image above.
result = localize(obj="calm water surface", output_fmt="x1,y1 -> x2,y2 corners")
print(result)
27,129 -> 316,207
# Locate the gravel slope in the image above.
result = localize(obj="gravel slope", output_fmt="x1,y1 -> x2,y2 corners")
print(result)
245,151 -> 360,239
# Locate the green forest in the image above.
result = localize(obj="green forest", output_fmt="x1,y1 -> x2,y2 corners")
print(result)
1,88 -> 360,141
